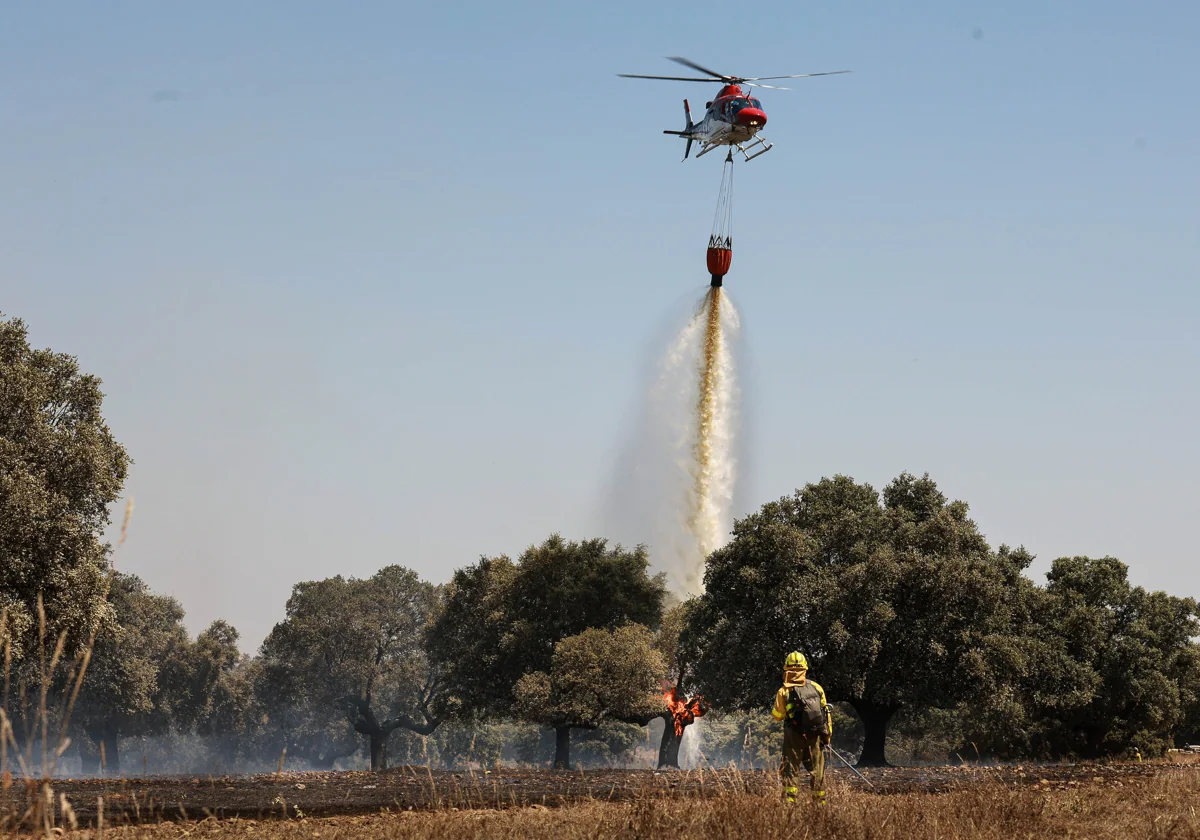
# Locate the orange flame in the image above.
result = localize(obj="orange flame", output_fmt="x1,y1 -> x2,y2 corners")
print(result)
662,682 -> 708,737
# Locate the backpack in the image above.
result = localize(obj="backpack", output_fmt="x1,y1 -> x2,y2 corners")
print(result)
785,683 -> 827,735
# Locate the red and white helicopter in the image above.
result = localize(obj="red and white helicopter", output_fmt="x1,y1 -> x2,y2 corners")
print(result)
619,56 -> 850,162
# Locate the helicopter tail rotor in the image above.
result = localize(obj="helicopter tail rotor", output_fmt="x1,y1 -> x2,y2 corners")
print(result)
683,99 -> 694,160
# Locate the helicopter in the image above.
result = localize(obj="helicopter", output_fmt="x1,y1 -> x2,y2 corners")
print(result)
618,56 -> 850,162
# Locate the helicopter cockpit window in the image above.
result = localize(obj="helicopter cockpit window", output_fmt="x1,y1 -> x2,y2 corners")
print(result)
748,98 -> 762,109
726,98 -> 750,117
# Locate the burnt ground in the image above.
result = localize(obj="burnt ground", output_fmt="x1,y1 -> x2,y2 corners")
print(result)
2,761 -> 1194,826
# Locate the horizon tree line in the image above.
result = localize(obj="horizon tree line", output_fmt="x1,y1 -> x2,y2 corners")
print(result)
2,311 -> 1198,773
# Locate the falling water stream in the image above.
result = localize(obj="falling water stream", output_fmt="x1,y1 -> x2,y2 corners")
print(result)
650,285 -> 741,597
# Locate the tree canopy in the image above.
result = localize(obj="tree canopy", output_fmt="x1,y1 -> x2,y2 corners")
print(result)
515,625 -> 663,768
428,535 -> 666,715
427,535 -> 666,763
258,565 -> 444,770
685,473 -> 1047,765
0,314 -> 130,663
71,572 -> 188,772
70,574 -> 250,773
1037,556 -> 1200,758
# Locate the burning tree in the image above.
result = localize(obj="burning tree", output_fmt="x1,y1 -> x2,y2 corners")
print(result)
617,601 -> 710,768
656,681 -> 709,768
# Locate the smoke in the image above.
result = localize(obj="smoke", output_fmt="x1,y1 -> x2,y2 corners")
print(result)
603,288 -> 742,597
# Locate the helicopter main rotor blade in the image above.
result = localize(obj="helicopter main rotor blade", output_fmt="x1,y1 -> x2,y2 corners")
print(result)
666,56 -> 732,81
743,71 -> 853,81
620,62 -> 852,90
617,74 -> 726,82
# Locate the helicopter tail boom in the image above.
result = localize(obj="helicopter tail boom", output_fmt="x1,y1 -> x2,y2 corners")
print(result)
661,99 -> 696,161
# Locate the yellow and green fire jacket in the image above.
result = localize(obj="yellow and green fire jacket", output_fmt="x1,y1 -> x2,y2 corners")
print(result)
771,667 -> 832,738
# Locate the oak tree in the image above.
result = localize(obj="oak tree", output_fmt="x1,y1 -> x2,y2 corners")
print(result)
72,573 -> 188,773
427,534 -> 666,768
1038,556 -> 1200,758
686,473 -> 1034,766
0,314 -> 130,665
515,625 -> 663,769
258,566 -> 443,770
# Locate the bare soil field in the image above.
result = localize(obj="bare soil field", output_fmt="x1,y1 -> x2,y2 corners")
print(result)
90,774 -> 1199,840
3,762 -> 1198,837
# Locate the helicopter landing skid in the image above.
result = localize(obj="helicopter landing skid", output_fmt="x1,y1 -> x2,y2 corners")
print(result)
694,135 -> 773,162
735,135 -> 773,161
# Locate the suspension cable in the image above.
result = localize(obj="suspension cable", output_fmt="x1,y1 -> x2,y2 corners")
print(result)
709,151 -> 734,250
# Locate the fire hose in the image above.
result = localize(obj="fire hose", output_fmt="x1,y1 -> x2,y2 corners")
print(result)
825,745 -> 876,789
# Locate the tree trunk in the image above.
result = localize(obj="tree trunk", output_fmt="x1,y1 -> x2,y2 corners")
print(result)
79,738 -> 100,775
850,700 -> 898,767
350,696 -> 441,772
369,733 -> 389,771
658,719 -> 687,769
101,727 -> 120,775
553,725 -> 572,770
85,723 -> 121,775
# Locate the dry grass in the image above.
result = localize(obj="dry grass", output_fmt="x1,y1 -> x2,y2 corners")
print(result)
3,767 -> 1193,839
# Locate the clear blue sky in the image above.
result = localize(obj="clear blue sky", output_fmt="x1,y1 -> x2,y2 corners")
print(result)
3,1 -> 1197,650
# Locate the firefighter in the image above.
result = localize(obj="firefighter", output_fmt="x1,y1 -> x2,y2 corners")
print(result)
771,651 -> 831,804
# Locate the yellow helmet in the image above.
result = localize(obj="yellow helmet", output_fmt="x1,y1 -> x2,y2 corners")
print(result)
785,651 -> 808,669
